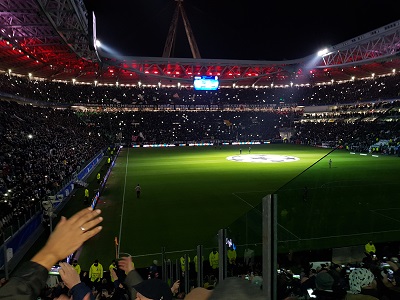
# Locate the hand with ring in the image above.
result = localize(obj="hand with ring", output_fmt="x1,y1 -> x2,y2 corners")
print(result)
31,207 -> 103,270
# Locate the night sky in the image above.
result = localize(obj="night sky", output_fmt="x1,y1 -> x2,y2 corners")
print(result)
83,0 -> 399,61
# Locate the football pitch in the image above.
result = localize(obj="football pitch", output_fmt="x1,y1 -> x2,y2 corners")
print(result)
64,144 -> 400,269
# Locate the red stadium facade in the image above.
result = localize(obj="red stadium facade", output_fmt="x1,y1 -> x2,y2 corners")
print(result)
0,0 -> 400,88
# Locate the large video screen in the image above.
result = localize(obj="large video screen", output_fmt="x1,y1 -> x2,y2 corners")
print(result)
193,75 -> 219,91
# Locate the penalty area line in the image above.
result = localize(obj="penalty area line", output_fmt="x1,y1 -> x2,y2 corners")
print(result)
232,192 -> 301,240
369,209 -> 400,224
293,229 -> 400,242
232,192 -> 256,209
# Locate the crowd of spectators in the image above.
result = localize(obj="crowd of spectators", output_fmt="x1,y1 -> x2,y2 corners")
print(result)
0,207 -> 268,300
0,71 -> 399,106
78,109 -> 290,144
293,100 -> 400,152
1,71 -> 400,232
275,250 -> 400,299
0,101 -> 109,232
2,221 -> 400,300
0,70 -> 400,299
76,99 -> 400,149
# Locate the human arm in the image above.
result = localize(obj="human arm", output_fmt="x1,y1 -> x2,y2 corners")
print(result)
31,207 -> 103,271
381,271 -> 395,288
0,261 -> 48,300
110,268 -> 118,281
70,282 -> 95,300
58,261 -> 94,300
184,287 -> 212,300
59,262 -> 81,289
118,256 -> 143,300
171,279 -> 180,295
0,207 -> 102,300
118,256 -> 135,275
110,269 -> 126,292
386,261 -> 399,272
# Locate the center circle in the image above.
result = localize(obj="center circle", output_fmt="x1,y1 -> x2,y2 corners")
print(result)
226,154 -> 300,163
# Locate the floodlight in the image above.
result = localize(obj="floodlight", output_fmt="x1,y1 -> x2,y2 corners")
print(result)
317,48 -> 329,57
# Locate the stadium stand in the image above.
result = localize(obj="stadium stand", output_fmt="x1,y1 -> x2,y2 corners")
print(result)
0,71 -> 400,299
0,1 -> 400,298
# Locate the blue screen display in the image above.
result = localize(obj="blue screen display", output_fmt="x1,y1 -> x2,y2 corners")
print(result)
193,75 -> 219,90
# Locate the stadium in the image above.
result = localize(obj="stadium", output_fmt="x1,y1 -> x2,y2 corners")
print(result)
0,1 -> 400,299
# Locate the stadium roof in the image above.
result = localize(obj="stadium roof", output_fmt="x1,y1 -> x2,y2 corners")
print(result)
1,0 -> 400,88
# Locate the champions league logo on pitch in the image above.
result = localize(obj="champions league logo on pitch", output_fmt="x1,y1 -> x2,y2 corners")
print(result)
227,154 -> 300,163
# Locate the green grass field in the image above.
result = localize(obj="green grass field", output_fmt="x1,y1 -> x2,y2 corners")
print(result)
58,144 -> 400,269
